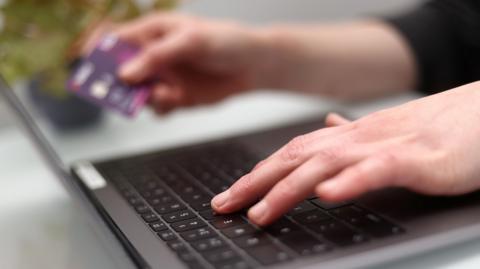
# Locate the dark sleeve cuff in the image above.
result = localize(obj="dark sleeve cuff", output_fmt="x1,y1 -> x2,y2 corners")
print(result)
385,4 -> 465,95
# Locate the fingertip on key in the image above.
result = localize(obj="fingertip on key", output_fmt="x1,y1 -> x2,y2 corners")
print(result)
247,200 -> 269,226
316,180 -> 345,202
211,190 -> 231,211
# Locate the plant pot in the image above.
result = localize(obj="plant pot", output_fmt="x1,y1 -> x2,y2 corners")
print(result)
28,77 -> 103,131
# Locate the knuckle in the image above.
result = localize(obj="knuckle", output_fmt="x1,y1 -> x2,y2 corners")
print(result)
348,120 -> 362,132
313,145 -> 344,164
252,160 -> 266,171
175,27 -> 205,50
375,152 -> 403,185
281,135 -> 307,163
376,152 -> 398,167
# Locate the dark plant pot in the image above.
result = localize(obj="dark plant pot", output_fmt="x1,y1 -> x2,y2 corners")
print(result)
28,78 -> 103,131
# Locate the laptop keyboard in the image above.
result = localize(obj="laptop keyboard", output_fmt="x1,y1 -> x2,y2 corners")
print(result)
97,142 -> 404,269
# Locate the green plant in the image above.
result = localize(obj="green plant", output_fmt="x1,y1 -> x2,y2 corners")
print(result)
0,0 -> 176,98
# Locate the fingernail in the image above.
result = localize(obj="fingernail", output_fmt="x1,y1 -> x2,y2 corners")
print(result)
318,180 -> 338,194
249,200 -> 269,224
212,190 -> 230,209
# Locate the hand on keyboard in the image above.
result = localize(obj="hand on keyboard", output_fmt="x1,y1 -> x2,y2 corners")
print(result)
213,84 -> 480,226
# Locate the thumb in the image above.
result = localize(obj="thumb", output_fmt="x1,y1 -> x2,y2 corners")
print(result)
119,30 -> 203,84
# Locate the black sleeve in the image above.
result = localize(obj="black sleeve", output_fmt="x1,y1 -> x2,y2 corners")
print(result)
385,0 -> 480,95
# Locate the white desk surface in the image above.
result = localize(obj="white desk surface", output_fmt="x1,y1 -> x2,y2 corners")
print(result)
2,89 -> 480,269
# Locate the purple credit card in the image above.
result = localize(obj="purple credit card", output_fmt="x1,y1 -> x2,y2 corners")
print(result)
67,35 -> 151,117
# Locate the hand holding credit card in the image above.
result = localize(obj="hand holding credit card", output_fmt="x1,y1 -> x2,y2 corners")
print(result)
67,35 -> 152,117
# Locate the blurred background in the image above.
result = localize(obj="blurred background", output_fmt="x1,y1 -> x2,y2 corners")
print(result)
0,0 -> 420,129
0,1 -> 435,269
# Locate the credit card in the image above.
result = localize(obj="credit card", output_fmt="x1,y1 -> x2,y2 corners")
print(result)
67,35 -> 151,117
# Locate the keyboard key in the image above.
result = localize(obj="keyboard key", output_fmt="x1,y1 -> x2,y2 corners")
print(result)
211,215 -> 246,229
152,165 -> 172,177
192,237 -> 226,252
292,209 -> 330,224
141,212 -> 159,223
308,219 -> 368,246
171,218 -> 207,232
222,224 -> 256,238
266,218 -> 300,237
181,227 -> 216,241
154,202 -> 185,215
178,250 -> 209,269
157,230 -> 177,241
121,189 -> 137,198
158,173 -> 180,184
148,195 -> 176,206
191,201 -> 212,211
163,209 -> 196,223
178,250 -> 197,263
233,232 -> 272,248
170,181 -> 190,193
280,232 -> 329,256
140,187 -> 167,199
187,261 -> 208,269
184,193 -> 212,205
210,183 -> 230,194
214,259 -> 251,269
311,198 -> 351,210
167,240 -> 187,252
134,204 -> 150,214
177,185 -> 201,196
287,201 -> 316,216
348,212 -> 404,238
245,244 -> 291,265
127,196 -> 143,206
139,189 -> 156,199
149,221 -> 167,232
199,209 -> 221,220
330,205 -> 364,221
203,248 -> 238,264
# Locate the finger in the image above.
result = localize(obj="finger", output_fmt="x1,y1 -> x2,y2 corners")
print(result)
211,134 -> 317,214
325,113 -> 351,127
150,84 -> 186,114
315,153 -> 402,202
211,129 -> 349,214
247,148 -> 358,226
72,19 -> 116,55
114,12 -> 180,45
119,30 -> 204,84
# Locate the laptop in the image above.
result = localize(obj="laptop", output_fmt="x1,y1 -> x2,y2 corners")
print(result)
2,75 -> 480,269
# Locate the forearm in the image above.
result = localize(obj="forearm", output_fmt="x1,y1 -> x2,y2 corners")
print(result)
253,20 -> 417,100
